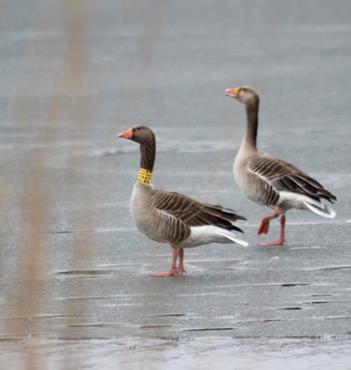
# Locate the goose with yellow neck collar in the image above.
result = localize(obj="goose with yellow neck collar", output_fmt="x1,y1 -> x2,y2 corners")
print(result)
118,126 -> 248,277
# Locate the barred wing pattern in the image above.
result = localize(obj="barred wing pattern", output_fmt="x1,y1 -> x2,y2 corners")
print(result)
248,156 -> 337,207
153,190 -> 246,233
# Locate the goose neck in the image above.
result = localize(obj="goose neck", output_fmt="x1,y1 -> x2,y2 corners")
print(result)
242,100 -> 259,152
138,139 -> 156,183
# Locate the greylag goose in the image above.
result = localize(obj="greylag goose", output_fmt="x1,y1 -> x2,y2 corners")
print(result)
118,126 -> 248,276
225,86 -> 336,246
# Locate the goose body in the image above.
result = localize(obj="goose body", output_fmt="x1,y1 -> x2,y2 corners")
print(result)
131,183 -> 246,248
119,126 -> 248,276
234,153 -> 336,216
226,86 -> 336,246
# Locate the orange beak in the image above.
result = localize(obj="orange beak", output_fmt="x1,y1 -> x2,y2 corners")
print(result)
117,128 -> 134,139
225,87 -> 240,98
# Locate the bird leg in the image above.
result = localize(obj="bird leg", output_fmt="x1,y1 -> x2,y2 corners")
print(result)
177,248 -> 186,275
151,247 -> 186,277
257,208 -> 281,235
258,213 -> 286,247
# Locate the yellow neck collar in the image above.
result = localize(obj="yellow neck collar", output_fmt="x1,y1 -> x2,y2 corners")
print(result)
137,168 -> 152,184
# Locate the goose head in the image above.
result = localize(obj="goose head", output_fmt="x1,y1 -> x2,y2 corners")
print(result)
118,125 -> 156,172
118,125 -> 155,146
225,86 -> 259,106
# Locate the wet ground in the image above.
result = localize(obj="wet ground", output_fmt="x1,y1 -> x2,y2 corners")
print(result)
0,0 -> 351,368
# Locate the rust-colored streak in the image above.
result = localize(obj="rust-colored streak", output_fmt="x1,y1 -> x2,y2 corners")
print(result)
6,1 -> 93,369
5,3 -> 61,370
5,0 -> 165,367
6,1 -> 57,333
59,0 -> 94,355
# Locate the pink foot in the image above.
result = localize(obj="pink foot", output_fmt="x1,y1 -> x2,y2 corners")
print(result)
258,220 -> 269,235
177,267 -> 187,275
257,238 -> 285,247
151,269 -> 179,277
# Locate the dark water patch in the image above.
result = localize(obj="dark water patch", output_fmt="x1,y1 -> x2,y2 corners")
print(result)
250,319 -> 282,323
182,327 -> 234,332
281,283 -> 310,287
150,313 -> 186,317
48,229 -> 72,234
52,269 -> 116,278
306,265 -> 351,272
302,300 -> 351,305
279,307 -> 303,311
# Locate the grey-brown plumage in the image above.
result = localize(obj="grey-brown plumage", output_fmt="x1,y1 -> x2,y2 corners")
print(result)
225,86 -> 336,246
118,125 -> 248,276
248,156 -> 336,205
154,190 -> 245,231
130,184 -> 245,246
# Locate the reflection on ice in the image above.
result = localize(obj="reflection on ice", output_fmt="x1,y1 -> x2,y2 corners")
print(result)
1,336 -> 351,370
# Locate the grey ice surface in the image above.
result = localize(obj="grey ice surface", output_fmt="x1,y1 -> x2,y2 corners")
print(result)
0,0 -> 351,369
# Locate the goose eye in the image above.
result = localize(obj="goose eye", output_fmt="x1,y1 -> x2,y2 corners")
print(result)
242,88 -> 246,92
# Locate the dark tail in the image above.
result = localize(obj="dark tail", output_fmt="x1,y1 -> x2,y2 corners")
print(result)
202,204 -> 247,233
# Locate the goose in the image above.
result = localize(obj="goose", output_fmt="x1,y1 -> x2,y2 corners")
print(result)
225,86 -> 336,246
118,125 -> 248,276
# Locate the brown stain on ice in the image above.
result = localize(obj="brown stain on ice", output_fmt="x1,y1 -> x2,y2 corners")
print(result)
4,0 -> 93,368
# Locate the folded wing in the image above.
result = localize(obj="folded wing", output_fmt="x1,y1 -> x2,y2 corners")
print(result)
153,190 -> 246,233
248,156 -> 337,205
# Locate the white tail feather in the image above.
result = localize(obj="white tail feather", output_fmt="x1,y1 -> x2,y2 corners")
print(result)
185,225 -> 249,248
279,191 -> 336,219
216,230 -> 249,247
302,201 -> 336,219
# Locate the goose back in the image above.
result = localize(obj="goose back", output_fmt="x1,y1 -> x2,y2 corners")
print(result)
235,154 -> 337,208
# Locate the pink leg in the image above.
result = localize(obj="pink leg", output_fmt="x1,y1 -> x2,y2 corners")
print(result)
258,214 -> 286,247
151,248 -> 181,277
257,208 -> 281,235
177,248 -> 186,275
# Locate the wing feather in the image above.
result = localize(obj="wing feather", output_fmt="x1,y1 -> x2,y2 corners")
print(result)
248,156 -> 337,205
153,190 -> 245,232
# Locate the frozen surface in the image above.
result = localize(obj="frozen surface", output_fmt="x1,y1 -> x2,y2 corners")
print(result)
1,337 -> 351,370
0,0 -> 350,368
